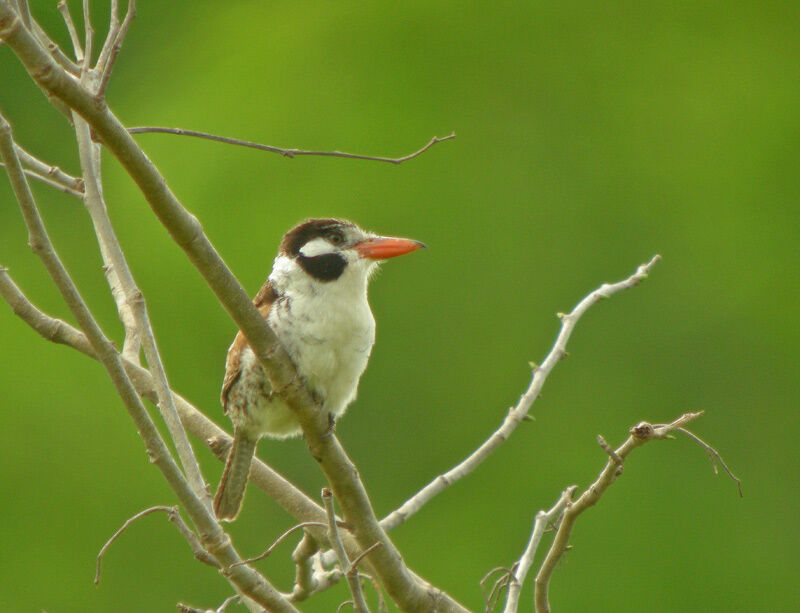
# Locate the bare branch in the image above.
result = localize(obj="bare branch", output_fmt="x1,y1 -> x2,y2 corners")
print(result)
97,0 -> 135,97
127,126 -> 456,164
95,505 -> 219,585
178,595 -> 239,613
348,542 -> 383,576
533,412 -> 704,613
502,486 -> 576,613
0,109 -> 298,613
383,255 -> 661,531
56,0 -> 83,62
13,142 -> 84,194
0,270 -> 331,535
288,534 -> 343,602
596,434 -> 623,467
231,522 -> 330,568
676,426 -> 743,497
481,567 -> 516,613
29,17 -> 81,76
81,0 -> 93,71
324,488 -> 371,613
0,161 -> 83,196
359,574 -> 388,613
178,594 -> 239,613
95,0 -> 118,70
0,268 -> 93,354
73,109 -> 210,505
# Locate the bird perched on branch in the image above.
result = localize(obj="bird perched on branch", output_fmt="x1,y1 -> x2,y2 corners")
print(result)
214,218 -> 424,521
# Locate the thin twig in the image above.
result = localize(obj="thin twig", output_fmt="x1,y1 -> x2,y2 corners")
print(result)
597,434 -> 623,468
359,573 -> 388,613
57,0 -> 83,62
97,0 -> 135,97
177,594 -> 239,613
323,488 -> 371,613
382,256 -> 662,532
231,522 -> 330,567
347,542 -> 383,576
81,0 -> 93,71
0,161 -> 84,197
127,126 -> 456,164
533,412 -> 704,613
502,487 -> 576,613
95,0 -> 118,71
30,17 -> 81,76
676,426 -> 743,497
13,142 -> 84,193
481,567 -> 515,613
0,269 -> 93,355
95,505 -> 219,585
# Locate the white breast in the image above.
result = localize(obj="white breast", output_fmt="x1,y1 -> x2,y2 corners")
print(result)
268,256 -> 376,417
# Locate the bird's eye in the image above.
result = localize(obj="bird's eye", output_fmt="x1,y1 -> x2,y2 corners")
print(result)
330,233 -> 344,245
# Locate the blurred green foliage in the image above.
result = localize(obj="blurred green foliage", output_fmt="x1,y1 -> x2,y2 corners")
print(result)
1,1 -> 798,611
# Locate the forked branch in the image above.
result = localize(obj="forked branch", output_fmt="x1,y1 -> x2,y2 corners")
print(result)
532,412 -> 711,613
501,486 -> 576,613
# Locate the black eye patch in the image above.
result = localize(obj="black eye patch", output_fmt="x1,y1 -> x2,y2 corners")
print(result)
297,253 -> 347,282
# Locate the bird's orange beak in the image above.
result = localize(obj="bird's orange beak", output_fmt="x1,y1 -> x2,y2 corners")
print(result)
354,236 -> 426,260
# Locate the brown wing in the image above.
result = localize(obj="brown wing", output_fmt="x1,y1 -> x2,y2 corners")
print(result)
220,281 -> 279,411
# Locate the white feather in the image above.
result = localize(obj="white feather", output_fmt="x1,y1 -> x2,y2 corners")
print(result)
268,253 -> 377,419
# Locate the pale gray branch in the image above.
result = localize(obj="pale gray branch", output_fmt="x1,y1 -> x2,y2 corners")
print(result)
96,0 -> 135,97
128,126 -> 456,164
12,0 -> 29,28
0,161 -> 84,196
502,486 -> 576,613
178,595 -> 239,613
0,109 -> 297,613
232,522 -> 330,568
533,412 -> 705,613
72,113 -> 139,360
95,505 -> 219,585
73,106 -> 210,506
324,488 -> 371,613
95,0 -> 118,71
57,0 -> 83,62
31,16 -> 81,76
81,0 -> 93,71
0,269 -> 331,532
287,534 -> 343,602
382,255 -> 661,532
14,141 -> 84,193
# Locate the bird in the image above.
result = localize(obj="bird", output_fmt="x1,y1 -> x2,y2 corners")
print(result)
213,218 -> 424,521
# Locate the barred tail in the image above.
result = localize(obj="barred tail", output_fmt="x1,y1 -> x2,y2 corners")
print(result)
214,430 -> 257,522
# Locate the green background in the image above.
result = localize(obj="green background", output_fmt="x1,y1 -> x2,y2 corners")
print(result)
1,1 -> 798,611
